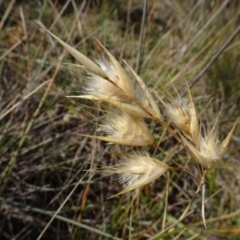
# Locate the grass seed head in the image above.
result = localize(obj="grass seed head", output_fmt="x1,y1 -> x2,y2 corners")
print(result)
123,60 -> 162,120
165,98 -> 191,134
199,131 -> 220,163
82,57 -> 130,102
85,74 -> 127,100
98,111 -> 154,146
181,134 -> 217,169
45,28 -> 161,120
181,119 -> 238,169
95,39 -> 136,99
165,93 -> 199,146
108,152 -> 169,197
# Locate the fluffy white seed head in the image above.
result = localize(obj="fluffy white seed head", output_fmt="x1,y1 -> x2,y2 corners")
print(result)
164,92 -> 199,146
49,30 -> 161,120
98,111 -> 154,146
79,57 -> 130,102
108,152 -> 169,197
85,73 -> 130,102
96,40 -> 136,99
199,131 -> 220,161
69,56 -> 161,118
96,57 -> 118,81
93,57 -> 161,120
165,98 -> 191,134
181,119 -> 238,169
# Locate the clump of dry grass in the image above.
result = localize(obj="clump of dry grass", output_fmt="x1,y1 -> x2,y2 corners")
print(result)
41,25 -> 238,228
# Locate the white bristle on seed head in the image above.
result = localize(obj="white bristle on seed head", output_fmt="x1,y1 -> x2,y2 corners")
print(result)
96,57 -> 117,78
165,98 -> 190,134
85,73 -> 129,102
99,111 -> 154,146
180,122 -> 238,169
95,57 -> 122,88
96,40 -> 136,99
199,131 -> 220,161
109,152 -> 169,196
164,92 -> 199,145
181,116 -> 238,169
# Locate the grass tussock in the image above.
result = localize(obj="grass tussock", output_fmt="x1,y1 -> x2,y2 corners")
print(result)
0,1 -> 240,240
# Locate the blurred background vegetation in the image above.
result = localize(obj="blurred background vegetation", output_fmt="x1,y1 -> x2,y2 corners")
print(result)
0,0 -> 240,239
